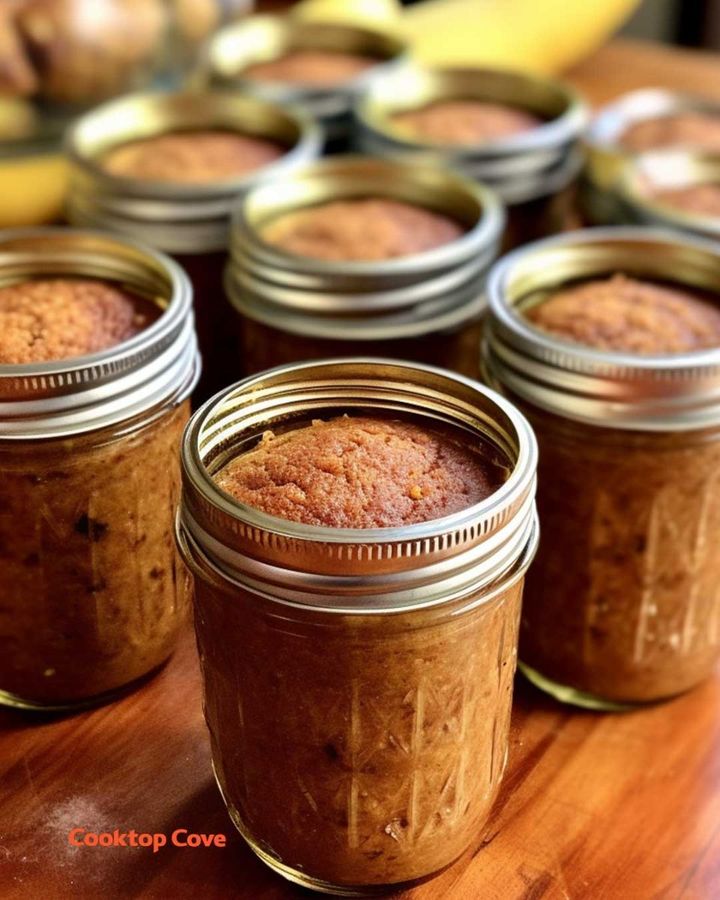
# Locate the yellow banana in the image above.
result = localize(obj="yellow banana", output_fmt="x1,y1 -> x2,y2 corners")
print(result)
293,0 -> 403,32
404,0 -> 641,73
295,0 -> 641,74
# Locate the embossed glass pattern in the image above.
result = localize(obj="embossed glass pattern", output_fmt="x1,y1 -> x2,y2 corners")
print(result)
197,569 -> 523,889
483,229 -> 720,707
0,405 -> 190,708
518,408 -> 720,705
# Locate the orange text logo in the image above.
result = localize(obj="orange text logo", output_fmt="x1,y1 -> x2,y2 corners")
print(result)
68,829 -> 227,853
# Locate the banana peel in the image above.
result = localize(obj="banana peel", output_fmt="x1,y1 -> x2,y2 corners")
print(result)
294,0 -> 642,74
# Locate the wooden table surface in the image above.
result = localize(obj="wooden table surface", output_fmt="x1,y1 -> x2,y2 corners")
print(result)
3,38 -> 720,900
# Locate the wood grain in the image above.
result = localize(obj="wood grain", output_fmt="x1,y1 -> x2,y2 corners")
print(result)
2,39 -> 720,900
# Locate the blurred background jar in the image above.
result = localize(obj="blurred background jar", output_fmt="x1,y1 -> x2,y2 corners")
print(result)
201,13 -> 407,150
354,63 -> 587,249
225,155 -> 504,378
617,149 -> 720,241
483,228 -> 720,709
581,89 -> 720,226
65,89 -> 320,400
0,0 -> 253,228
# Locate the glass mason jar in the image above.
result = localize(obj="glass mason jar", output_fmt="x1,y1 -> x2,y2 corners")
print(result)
225,156 -> 504,380
65,90 -> 321,401
353,64 -> 587,249
581,88 -> 720,226
177,359 -> 538,894
618,149 -> 720,242
0,228 -> 199,711
483,227 -> 720,709
203,15 -> 408,151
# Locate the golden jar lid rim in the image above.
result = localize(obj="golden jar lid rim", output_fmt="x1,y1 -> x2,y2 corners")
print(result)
353,62 -> 587,202
230,155 -> 504,279
224,155 -> 503,337
586,88 -> 720,153
205,14 -> 408,98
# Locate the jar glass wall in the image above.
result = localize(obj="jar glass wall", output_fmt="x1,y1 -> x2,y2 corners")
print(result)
192,555 -> 523,892
238,312 -> 484,380
0,403 -> 190,709
517,405 -> 720,707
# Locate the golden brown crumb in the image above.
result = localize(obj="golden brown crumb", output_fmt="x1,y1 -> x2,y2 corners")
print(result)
103,130 -> 285,184
652,182 -> 720,218
621,113 -> 720,152
0,278 -> 158,364
392,100 -> 540,146
261,198 -> 464,261
214,416 -> 505,528
242,50 -> 378,86
526,274 -> 720,354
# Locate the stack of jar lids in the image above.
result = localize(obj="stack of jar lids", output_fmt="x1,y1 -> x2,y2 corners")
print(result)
618,150 -> 720,241
582,88 -> 720,224
353,65 -> 587,207
225,156 -> 504,343
203,15 -> 408,145
64,90 -> 321,254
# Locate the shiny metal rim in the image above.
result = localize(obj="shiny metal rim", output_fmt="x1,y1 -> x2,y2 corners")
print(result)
228,242 -> 496,313
230,155 -> 504,280
0,227 -> 199,439
225,267 -> 488,340
618,149 -> 720,240
356,130 -> 584,204
484,226 -> 720,430
583,88 -> 720,197
65,90 -> 322,253
586,88 -> 720,153
204,14 -> 409,124
354,63 -> 587,157
178,358 -> 538,609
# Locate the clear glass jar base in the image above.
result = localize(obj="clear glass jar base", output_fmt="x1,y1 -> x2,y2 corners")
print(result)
0,659 -> 171,713
0,686 -> 127,713
214,763 -> 443,898
518,662 -> 638,712
225,803 -> 409,897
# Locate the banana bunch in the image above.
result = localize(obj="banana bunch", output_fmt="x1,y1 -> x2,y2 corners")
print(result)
294,0 -> 642,74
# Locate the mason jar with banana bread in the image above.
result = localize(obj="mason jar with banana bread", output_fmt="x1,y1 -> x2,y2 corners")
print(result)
483,227 -> 720,708
354,64 -> 587,248
226,155 -> 504,379
65,89 -> 321,400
